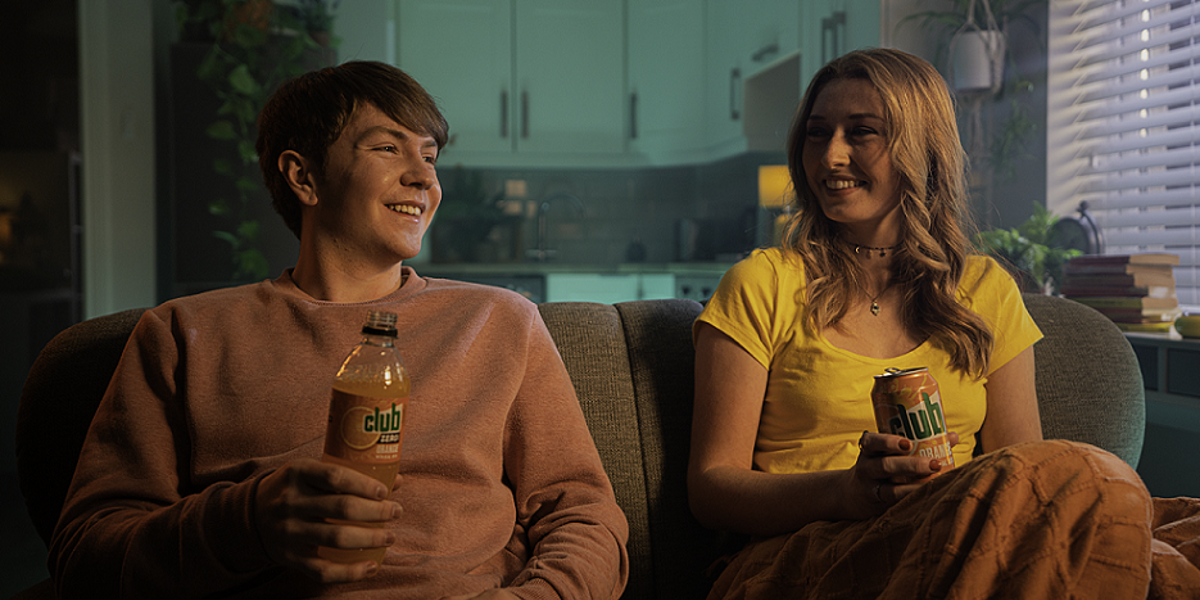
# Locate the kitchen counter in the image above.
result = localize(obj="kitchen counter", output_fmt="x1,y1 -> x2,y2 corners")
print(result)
411,261 -> 736,303
413,261 -> 735,277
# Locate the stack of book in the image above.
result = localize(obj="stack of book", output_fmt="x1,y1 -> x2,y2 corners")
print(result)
1060,253 -> 1181,333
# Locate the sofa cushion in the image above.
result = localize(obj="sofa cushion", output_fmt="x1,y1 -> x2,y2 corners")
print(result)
538,301 -> 655,599
613,299 -> 721,600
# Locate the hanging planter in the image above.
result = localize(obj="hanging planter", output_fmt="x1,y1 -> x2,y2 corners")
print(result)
950,28 -> 1007,93
899,0 -> 1039,95
897,0 -> 1045,179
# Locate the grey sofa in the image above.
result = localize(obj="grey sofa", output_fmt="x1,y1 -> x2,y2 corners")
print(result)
15,294 -> 1145,599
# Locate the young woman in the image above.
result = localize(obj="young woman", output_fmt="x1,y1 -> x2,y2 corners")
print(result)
689,48 -> 1200,599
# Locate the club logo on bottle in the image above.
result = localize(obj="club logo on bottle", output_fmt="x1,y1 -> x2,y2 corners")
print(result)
363,403 -> 404,434
339,402 -> 404,449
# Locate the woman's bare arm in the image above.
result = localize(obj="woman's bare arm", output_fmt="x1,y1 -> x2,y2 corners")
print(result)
978,346 -> 1042,453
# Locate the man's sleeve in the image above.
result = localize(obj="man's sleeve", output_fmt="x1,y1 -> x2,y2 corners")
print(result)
49,308 -> 275,600
500,312 -> 630,599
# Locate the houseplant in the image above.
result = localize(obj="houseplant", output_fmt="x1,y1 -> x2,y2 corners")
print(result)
973,203 -> 1081,294
289,0 -> 341,47
175,0 -> 338,281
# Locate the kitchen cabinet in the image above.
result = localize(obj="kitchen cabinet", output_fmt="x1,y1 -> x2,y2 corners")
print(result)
800,0 -> 882,85
389,1 -> 878,168
625,0 -> 804,164
396,0 -> 512,156
642,0 -> 876,163
703,0 -> 801,158
734,0 -> 881,154
627,0 -> 706,164
396,0 -> 626,167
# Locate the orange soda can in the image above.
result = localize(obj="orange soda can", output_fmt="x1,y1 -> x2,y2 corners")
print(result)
871,367 -> 955,475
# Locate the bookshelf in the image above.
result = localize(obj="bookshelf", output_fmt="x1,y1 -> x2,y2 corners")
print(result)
1124,333 -> 1200,434
1124,332 -> 1200,497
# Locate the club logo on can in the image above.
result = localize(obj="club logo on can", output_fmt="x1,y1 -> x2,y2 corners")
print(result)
871,367 -> 955,473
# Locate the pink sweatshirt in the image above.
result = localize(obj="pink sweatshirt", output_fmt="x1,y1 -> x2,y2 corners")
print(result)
50,268 -> 629,599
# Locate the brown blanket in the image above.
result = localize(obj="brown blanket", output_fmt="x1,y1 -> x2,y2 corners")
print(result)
1149,497 -> 1200,598
709,440 -> 1200,599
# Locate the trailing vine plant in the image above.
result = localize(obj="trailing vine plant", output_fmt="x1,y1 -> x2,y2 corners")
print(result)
175,0 -> 339,280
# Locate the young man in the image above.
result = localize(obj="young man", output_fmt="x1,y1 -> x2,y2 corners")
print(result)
49,61 -> 629,599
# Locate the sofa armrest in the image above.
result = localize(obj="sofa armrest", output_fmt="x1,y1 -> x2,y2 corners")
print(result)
1023,293 -> 1145,467
16,307 -> 147,546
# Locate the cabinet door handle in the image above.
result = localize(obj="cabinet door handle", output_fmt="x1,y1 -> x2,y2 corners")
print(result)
730,67 -> 741,121
521,91 -> 529,139
500,89 -> 509,138
822,17 -> 831,64
630,92 -> 638,139
822,11 -> 846,63
834,11 -> 846,55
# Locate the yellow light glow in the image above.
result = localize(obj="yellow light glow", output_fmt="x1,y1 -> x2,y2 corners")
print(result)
758,165 -> 793,208
0,212 -> 13,256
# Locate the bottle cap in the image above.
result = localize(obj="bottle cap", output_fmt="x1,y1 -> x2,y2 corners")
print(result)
362,311 -> 398,337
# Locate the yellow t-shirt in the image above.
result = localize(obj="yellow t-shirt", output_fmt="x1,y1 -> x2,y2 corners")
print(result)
695,248 -> 1043,474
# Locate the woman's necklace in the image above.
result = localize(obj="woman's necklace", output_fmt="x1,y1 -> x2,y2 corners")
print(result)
853,244 -> 899,258
848,240 -> 897,315
861,280 -> 891,317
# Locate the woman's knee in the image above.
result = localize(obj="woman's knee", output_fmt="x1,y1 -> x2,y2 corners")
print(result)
1002,440 -> 1150,517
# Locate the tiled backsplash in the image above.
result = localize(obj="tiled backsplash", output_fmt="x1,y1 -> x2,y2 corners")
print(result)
422,151 -> 787,266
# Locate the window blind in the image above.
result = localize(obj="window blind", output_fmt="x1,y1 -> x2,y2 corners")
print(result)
1050,0 -> 1200,305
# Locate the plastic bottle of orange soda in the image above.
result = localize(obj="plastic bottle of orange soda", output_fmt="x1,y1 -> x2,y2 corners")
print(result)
318,310 -> 410,565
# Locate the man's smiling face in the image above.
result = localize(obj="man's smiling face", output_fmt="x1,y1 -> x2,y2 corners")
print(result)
311,102 -> 442,266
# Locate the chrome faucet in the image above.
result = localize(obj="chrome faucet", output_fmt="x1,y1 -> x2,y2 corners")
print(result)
526,192 -> 585,262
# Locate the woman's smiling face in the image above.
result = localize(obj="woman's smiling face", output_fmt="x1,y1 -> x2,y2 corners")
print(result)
801,78 -> 903,237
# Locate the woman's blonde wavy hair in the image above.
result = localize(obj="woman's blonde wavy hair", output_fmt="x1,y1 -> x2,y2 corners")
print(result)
782,48 -> 993,377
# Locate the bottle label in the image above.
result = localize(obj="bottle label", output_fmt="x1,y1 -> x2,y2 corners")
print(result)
324,389 -> 409,464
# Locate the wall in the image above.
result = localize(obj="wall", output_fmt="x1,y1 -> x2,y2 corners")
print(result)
80,0 -> 157,317
981,4 -> 1049,232
884,0 -> 1049,232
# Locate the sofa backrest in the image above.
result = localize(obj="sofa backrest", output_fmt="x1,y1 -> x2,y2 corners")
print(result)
540,299 -> 719,600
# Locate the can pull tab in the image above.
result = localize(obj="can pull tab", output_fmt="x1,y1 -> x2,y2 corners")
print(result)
879,366 -> 928,377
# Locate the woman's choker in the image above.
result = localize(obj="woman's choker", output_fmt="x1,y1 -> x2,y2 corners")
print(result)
851,243 -> 899,258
